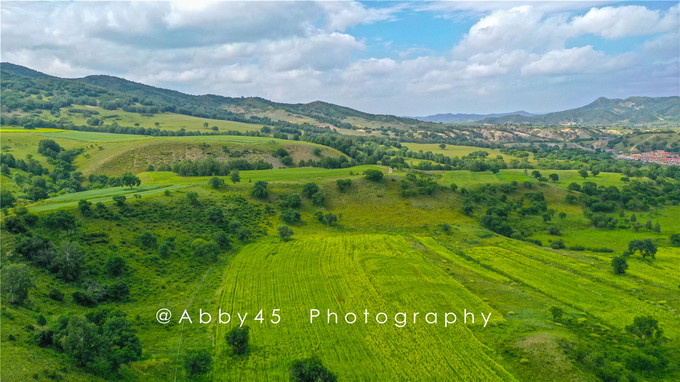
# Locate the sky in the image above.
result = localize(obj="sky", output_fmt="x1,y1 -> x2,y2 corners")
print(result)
1,1 -> 678,116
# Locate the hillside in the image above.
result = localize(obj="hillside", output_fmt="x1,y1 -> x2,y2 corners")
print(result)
414,111 -> 535,124
482,96 -> 680,126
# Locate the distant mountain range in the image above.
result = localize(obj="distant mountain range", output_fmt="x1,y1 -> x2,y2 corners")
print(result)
1,62 -> 678,127
480,96 -> 680,125
412,111 -> 536,124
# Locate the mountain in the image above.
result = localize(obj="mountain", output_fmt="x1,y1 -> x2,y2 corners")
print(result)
413,111 -> 535,124
2,62 -> 678,129
481,96 -> 680,125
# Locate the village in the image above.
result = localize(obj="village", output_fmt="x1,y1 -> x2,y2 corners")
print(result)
611,149 -> 680,166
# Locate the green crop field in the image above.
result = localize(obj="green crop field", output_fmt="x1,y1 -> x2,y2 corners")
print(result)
212,234 -> 513,381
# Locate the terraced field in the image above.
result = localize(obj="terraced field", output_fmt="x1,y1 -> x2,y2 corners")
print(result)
212,234 -> 513,381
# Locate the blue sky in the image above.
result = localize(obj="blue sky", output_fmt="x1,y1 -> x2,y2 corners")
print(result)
2,1 -> 678,115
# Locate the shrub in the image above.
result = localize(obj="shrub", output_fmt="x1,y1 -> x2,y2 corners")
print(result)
225,326 -> 250,355
363,169 -> 383,181
281,209 -> 301,224
72,290 -> 97,307
302,182 -> 319,198
550,239 -> 565,249
251,181 -> 269,199
611,257 -> 628,275
290,356 -> 337,382
106,256 -> 127,277
49,288 -> 64,301
184,349 -> 212,377
336,179 -> 352,192
278,226 -> 294,241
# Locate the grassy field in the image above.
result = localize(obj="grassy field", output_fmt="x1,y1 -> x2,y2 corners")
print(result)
402,143 -> 506,158
212,234 -> 513,381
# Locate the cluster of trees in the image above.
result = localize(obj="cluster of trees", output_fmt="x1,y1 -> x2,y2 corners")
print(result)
173,158 -> 272,176
34,309 -> 142,375
399,171 -> 439,196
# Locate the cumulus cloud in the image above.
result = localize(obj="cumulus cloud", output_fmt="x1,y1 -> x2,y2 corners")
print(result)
0,1 -> 677,115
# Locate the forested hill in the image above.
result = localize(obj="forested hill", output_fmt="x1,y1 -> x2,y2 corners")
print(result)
2,62 -> 677,128
481,96 -> 680,125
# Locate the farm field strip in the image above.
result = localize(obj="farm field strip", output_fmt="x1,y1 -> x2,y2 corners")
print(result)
464,246 -> 679,338
413,236 -> 512,283
28,185 -> 187,212
212,235 -> 514,381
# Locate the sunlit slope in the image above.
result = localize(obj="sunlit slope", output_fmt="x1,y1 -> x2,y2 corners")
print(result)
213,234 -> 514,381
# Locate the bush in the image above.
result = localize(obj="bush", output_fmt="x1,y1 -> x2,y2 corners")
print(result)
190,239 -> 220,259
225,326 -> 250,355
290,356 -> 337,382
278,226 -> 294,241
184,349 -> 212,377
107,281 -> 130,302
311,192 -> 325,206
611,256 -> 628,275
281,209 -> 301,224
336,179 -> 352,192
550,239 -> 566,249
302,182 -> 319,198
106,256 -> 127,277
251,181 -> 269,199
363,169 -> 383,181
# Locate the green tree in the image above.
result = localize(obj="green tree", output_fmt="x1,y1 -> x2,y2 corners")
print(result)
78,199 -> 92,216
186,192 -> 199,205
302,182 -> 320,198
611,256 -> 628,275
363,169 -> 383,181
591,169 -> 600,177
214,231 -> 231,249
184,349 -> 212,377
626,316 -> 663,346
578,169 -> 589,179
336,179 -> 352,192
671,234 -> 680,247
290,356 -> 337,382
281,209 -> 301,224
1,190 -> 15,208
208,176 -> 225,189
63,315 -> 102,366
549,306 -> 563,321
190,239 -> 220,259
548,173 -> 559,182
251,181 -> 269,199
230,170 -> 241,183
113,195 -> 126,207
628,239 -> 657,259
53,241 -> 85,282
311,192 -> 325,206
278,225 -> 294,241
2,264 -> 33,305
226,326 -> 250,355
106,256 -> 127,277
121,172 -> 141,188
323,213 -> 338,226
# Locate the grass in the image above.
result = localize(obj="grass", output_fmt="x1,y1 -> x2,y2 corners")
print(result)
212,234 -> 514,381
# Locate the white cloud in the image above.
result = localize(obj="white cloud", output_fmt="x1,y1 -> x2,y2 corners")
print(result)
0,1 -> 677,115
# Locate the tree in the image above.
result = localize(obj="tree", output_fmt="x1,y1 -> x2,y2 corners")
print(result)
567,182 -> 581,191
113,195 -> 126,207
214,231 -> 231,249
439,143 -> 447,149
78,199 -> 92,216
121,172 -> 141,188
558,212 -> 567,220
323,213 -> 338,226
549,306 -> 563,321
208,177 -> 225,189
2,264 -> 33,305
251,181 -> 269,199
273,224 -> 294,241
302,182 -> 320,198
591,169 -> 600,177
626,316 -> 663,346
531,170 -> 542,179
106,256 -> 127,277
336,179 -> 352,192
1,190 -> 15,208
281,209 -> 301,224
611,256 -> 628,275
290,356 -> 337,382
63,315 -> 103,366
44,210 -> 77,231
550,239 -> 565,249
230,170 -> 241,183
206,207 -> 224,224
548,173 -> 559,182
578,169 -> 589,179
653,222 -> 661,233
226,326 -> 250,355
363,169 -> 383,181
53,241 -> 84,282
671,234 -> 680,247
184,349 -> 212,377
139,232 -> 158,248
4,215 -> 27,234
186,192 -> 199,205
311,192 -> 325,206
628,239 -> 657,259
190,239 -> 220,259
462,202 -> 474,216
